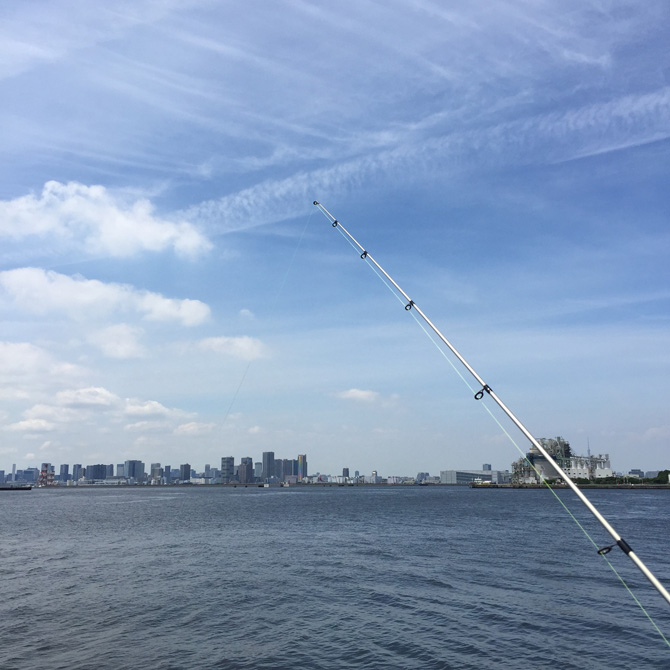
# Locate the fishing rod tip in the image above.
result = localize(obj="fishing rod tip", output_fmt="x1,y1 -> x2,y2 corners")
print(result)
313,201 -> 319,205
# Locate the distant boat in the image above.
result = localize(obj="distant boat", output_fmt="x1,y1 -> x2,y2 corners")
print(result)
0,484 -> 32,491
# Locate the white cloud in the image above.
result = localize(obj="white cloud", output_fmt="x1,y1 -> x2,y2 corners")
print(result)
0,181 -> 212,257
125,399 -> 174,417
184,88 -> 670,232
23,404 -> 87,424
335,389 -> 379,403
0,267 -> 211,326
88,323 -> 145,359
5,418 -> 56,432
0,341 -> 88,399
137,292 -> 210,326
55,387 -> 120,408
248,425 -> 261,434
124,421 -> 169,433
174,422 -> 216,435
641,425 -> 670,441
199,335 -> 266,360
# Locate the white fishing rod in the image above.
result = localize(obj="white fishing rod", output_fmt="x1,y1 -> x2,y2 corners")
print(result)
314,200 -> 670,608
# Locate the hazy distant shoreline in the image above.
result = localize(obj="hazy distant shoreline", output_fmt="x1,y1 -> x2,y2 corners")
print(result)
19,482 -> 670,491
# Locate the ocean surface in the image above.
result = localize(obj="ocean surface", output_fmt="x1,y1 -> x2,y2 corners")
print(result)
1,485 -> 669,669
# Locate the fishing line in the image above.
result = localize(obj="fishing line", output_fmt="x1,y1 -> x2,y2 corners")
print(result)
220,209 -> 315,426
315,201 -> 670,640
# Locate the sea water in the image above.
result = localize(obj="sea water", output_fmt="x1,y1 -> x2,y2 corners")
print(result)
1,486 -> 668,669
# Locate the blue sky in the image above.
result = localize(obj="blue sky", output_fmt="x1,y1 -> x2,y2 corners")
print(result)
1,0 -> 668,476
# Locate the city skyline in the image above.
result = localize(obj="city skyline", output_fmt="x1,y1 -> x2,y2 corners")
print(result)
2,441 -> 663,484
1,3 -> 669,474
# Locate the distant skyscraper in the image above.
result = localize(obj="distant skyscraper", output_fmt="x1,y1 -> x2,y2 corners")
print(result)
59,464 -> 69,482
239,457 -> 253,484
72,464 -> 83,481
125,460 -> 145,482
106,464 -> 114,478
221,457 -> 234,484
85,464 -> 107,480
179,463 -> 191,481
262,451 -> 275,482
342,467 -> 349,478
298,454 -> 307,481
117,463 -> 125,478
150,463 -> 163,483
483,464 -> 492,471
254,462 -> 262,479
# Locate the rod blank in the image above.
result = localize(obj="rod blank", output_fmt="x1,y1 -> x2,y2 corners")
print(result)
314,200 -> 670,608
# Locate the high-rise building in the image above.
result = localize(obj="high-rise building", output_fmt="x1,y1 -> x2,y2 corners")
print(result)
106,464 -> 114,478
239,457 -> 253,484
25,467 -> 41,483
179,463 -> 191,481
254,462 -> 262,479
221,457 -> 234,484
274,459 -> 284,481
262,451 -> 275,482
117,463 -> 126,478
298,454 -> 307,481
59,464 -> 69,482
150,463 -> 163,483
72,464 -> 83,481
342,467 -> 349,478
164,465 -> 171,482
37,464 -> 54,486
85,464 -> 107,480
125,460 -> 145,482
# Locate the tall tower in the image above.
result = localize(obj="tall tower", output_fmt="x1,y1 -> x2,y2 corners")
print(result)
221,457 -> 234,484
262,451 -> 275,482
239,457 -> 253,484
298,454 -> 307,481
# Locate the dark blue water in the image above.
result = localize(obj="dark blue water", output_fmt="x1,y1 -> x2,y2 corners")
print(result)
1,486 -> 669,669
